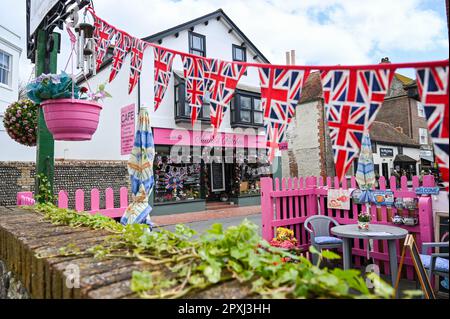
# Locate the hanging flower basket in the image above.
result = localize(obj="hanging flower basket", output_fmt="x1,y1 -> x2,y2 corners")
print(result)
41,98 -> 102,141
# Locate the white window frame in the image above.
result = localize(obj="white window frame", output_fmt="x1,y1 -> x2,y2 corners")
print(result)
0,113 -> 5,131
417,102 -> 425,118
419,128 -> 428,145
0,50 -> 12,87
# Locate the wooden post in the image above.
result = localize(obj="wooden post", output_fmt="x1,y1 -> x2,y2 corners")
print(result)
261,177 -> 274,241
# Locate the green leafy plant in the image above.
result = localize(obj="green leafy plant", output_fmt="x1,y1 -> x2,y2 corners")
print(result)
358,211 -> 371,223
30,203 -> 400,299
26,72 -> 80,104
2,99 -> 37,146
35,173 -> 56,204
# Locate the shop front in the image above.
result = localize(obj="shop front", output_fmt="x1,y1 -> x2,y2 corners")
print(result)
151,128 -> 270,215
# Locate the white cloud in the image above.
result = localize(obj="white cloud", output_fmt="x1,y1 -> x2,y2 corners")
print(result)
0,0 -> 448,83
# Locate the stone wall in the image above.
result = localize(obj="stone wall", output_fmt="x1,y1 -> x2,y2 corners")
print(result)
0,259 -> 30,299
0,160 -> 130,209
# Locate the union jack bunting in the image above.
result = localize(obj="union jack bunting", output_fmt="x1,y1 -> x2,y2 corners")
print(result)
321,69 -> 394,181
154,47 -> 176,111
129,38 -> 147,94
109,30 -> 132,83
415,66 -> 449,190
182,55 -> 209,126
93,17 -> 116,71
258,67 -> 310,162
206,59 -> 247,132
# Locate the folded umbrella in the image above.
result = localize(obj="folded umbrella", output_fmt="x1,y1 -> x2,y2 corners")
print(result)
120,107 -> 155,227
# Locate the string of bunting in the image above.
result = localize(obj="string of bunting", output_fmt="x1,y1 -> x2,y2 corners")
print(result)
85,7 -> 449,187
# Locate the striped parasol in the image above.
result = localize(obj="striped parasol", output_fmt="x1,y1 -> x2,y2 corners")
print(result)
120,107 -> 155,227
355,130 -> 376,210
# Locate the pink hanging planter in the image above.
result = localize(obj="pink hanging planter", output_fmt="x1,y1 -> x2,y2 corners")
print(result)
41,99 -> 102,141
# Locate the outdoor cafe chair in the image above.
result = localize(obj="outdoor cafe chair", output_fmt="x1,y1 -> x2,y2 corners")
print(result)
304,215 -> 343,264
420,241 -> 449,289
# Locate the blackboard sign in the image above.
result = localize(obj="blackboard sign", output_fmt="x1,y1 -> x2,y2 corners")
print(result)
211,162 -> 225,192
395,235 -> 435,299
380,148 -> 394,157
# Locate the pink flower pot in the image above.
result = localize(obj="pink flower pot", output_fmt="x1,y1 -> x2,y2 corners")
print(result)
41,99 -> 102,141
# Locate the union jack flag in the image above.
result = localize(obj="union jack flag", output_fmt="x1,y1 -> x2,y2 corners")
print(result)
259,67 -> 310,162
154,47 -> 175,111
416,66 -> 449,190
182,56 -> 209,126
206,59 -> 246,133
109,30 -> 132,83
129,38 -> 147,94
321,69 -> 394,181
93,17 -> 116,71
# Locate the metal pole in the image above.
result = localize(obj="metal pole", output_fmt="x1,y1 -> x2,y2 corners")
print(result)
35,30 -> 60,202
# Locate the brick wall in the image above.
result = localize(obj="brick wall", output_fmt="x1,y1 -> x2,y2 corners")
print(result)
0,160 -> 130,209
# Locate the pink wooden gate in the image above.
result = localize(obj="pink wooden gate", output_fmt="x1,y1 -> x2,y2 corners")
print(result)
261,175 -> 436,280
17,187 -> 129,218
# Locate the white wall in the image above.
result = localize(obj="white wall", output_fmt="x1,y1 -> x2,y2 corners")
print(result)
62,16 -> 266,160
0,25 -> 35,161
372,142 -> 421,179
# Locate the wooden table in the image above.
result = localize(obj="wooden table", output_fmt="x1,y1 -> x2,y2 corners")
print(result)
331,224 -> 408,288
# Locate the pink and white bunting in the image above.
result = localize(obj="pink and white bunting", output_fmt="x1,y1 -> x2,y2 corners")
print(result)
320,69 -> 394,181
109,30 -> 132,83
129,38 -> 148,94
154,47 -> 176,111
259,67 -> 310,162
182,55 -> 209,126
92,17 -> 116,71
206,59 -> 247,133
415,66 -> 449,190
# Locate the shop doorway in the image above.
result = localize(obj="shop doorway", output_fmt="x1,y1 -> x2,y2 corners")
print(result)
206,162 -> 233,203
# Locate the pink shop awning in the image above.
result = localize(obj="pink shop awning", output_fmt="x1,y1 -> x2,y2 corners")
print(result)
153,128 -> 267,149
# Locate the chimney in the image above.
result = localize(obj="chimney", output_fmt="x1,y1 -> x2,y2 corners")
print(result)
380,57 -> 391,64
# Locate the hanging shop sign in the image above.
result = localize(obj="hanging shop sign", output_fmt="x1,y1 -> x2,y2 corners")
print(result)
372,190 -> 395,206
380,148 -> 394,158
29,0 -> 59,35
121,104 -> 135,155
279,142 -> 289,151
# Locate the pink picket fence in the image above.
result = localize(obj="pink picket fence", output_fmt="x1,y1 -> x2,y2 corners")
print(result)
261,175 -> 436,280
16,187 -> 129,218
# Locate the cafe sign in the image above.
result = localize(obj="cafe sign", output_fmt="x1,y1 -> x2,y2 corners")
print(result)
380,148 -> 394,157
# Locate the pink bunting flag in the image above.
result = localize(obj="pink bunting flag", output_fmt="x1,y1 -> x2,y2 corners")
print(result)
109,30 -> 132,83
129,38 -> 147,94
182,55 -> 209,126
206,59 -> 247,133
415,66 -> 449,190
320,68 -> 394,181
93,17 -> 116,71
259,67 -> 310,162
154,47 -> 176,111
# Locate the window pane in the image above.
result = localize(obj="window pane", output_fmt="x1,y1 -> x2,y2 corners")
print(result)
184,103 -> 191,116
254,111 -> 263,124
240,110 -> 251,122
234,47 -> 245,61
240,96 -> 251,109
254,98 -> 262,111
202,105 -> 210,118
192,35 -> 203,50
190,49 -> 204,57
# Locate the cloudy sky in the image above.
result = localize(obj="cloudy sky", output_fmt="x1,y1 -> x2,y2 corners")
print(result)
1,0 -> 448,83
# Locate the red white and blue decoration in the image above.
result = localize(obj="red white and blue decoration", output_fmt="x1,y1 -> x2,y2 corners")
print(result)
206,59 -> 247,133
165,170 -> 185,191
182,55 -> 210,126
259,67 -> 310,162
109,30 -> 132,83
92,17 -> 116,71
153,47 -> 176,111
415,66 -> 449,190
129,38 -> 147,94
320,69 -> 394,181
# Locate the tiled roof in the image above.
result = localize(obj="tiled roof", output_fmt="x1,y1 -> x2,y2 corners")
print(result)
299,71 -> 323,104
370,121 -> 420,147
394,73 -> 414,86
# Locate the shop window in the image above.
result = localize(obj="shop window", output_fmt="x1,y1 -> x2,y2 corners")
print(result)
154,146 -> 202,204
233,149 -> 271,196
371,141 -> 377,153
231,90 -> 264,128
189,31 -> 206,57
174,73 -> 210,123
0,50 -> 11,86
